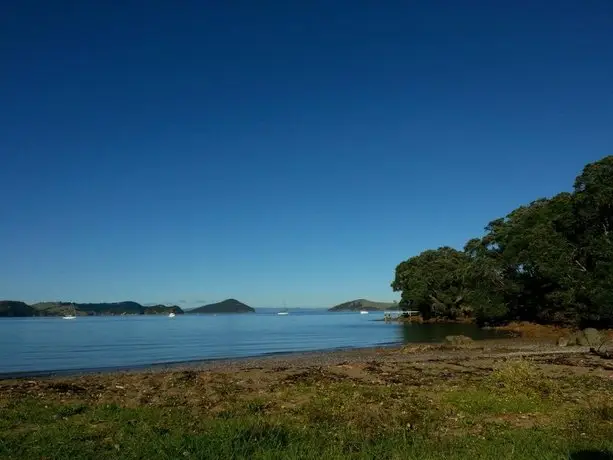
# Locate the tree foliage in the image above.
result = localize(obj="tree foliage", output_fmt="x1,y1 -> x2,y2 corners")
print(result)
392,155 -> 613,327
391,247 -> 471,320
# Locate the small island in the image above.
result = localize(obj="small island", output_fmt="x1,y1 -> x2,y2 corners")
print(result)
187,299 -> 255,314
0,300 -> 183,317
328,299 -> 399,312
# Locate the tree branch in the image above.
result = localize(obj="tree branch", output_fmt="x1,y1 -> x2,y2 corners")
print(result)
575,260 -> 588,272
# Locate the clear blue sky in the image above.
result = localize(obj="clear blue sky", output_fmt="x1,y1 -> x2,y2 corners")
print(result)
1,1 -> 612,308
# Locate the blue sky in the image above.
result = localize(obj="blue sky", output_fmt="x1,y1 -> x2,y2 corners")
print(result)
1,1 -> 612,308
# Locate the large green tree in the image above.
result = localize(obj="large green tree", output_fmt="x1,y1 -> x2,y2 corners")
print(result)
571,156 -> 613,326
391,155 -> 613,327
391,247 -> 471,320
464,194 -> 580,325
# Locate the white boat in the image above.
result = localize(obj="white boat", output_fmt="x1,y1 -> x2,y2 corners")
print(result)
169,312 -> 176,318
360,310 -> 369,315
278,301 -> 289,315
63,305 -> 77,320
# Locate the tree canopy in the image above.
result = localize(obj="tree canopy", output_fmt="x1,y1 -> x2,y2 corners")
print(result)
392,155 -> 613,328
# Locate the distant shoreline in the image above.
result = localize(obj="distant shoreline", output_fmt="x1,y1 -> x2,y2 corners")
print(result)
0,298 -> 256,317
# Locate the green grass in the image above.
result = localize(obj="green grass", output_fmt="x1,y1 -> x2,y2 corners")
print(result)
1,359 -> 613,459
2,399 -> 613,460
445,359 -> 561,416
444,389 -> 547,415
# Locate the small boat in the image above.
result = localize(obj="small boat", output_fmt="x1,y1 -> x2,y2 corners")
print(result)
360,310 -> 369,315
63,305 -> 77,320
169,312 -> 176,318
278,301 -> 289,315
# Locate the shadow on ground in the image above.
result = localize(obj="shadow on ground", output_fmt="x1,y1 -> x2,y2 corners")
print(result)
569,450 -> 613,460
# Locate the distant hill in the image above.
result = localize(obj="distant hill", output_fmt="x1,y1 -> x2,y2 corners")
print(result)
0,301 -> 184,317
32,302 -> 80,316
328,299 -> 399,312
142,304 -> 182,315
76,301 -> 143,315
0,301 -> 35,317
188,299 -> 255,314
71,302 -> 183,316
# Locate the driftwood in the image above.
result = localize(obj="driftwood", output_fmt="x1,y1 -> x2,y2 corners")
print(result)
589,347 -> 613,359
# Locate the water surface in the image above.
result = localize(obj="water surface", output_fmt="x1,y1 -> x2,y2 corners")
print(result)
0,310 -> 505,375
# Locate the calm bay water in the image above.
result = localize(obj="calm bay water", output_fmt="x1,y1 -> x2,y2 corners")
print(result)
0,310 -> 505,375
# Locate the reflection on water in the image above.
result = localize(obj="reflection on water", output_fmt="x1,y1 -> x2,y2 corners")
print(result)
0,311 -> 507,375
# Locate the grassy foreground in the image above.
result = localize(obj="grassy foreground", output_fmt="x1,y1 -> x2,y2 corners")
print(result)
1,346 -> 613,459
